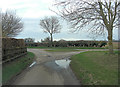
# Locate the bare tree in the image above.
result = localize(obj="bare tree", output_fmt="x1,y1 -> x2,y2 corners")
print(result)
39,16 -> 61,45
2,10 -> 23,37
54,0 -> 120,54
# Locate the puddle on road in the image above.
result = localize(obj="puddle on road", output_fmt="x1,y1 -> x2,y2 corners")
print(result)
55,59 -> 71,69
44,58 -> 71,71
29,58 -> 71,69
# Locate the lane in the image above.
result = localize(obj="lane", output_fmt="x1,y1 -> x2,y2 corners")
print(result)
11,48 -> 115,85
12,49 -> 82,85
12,64 -> 64,85
27,49 -> 85,64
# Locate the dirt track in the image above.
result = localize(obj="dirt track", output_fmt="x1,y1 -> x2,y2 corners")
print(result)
12,49 -> 84,85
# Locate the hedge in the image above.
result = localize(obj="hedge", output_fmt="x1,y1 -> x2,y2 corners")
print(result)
25,40 -> 107,48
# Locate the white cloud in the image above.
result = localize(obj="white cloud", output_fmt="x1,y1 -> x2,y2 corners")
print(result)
34,38 -> 89,42
23,10 -> 56,18
0,0 -> 56,18
54,38 -> 91,41
0,0 -> 26,11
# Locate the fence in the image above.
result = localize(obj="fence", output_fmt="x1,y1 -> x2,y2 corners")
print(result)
0,38 -> 2,63
2,38 -> 27,63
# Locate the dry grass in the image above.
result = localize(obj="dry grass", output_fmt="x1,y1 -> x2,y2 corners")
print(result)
104,42 -> 119,49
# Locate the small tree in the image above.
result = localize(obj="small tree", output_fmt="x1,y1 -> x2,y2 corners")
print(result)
39,16 -> 61,46
2,10 -> 23,37
54,0 -> 120,54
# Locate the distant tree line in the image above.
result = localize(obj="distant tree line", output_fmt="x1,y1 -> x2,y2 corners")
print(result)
24,38 -> 35,43
41,37 -> 51,43
25,39 -> 107,48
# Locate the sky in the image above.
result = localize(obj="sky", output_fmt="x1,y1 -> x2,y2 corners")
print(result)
0,0 -> 119,42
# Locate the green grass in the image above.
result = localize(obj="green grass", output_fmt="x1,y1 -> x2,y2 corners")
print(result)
45,49 -> 80,52
70,51 -> 118,85
2,52 -> 35,84
28,46 -> 106,49
28,46 -> 106,52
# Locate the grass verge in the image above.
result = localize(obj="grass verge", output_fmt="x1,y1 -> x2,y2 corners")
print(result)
70,51 -> 118,85
28,46 -> 106,49
45,49 -> 80,52
2,52 -> 35,84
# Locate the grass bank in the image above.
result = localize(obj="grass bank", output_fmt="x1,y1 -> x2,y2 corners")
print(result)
2,52 -> 35,84
70,51 -> 118,85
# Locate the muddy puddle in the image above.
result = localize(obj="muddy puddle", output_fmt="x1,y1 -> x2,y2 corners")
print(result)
55,59 -> 71,68
13,58 -> 80,85
43,58 -> 80,85
29,58 -> 71,69
44,58 -> 71,70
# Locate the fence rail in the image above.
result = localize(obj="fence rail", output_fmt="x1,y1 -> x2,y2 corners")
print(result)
2,38 -> 27,63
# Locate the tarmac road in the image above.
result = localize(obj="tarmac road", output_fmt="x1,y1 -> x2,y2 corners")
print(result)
11,48 -> 112,85
12,49 -> 83,85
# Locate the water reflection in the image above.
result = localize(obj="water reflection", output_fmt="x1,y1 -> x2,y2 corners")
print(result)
55,59 -> 71,69
29,61 -> 36,67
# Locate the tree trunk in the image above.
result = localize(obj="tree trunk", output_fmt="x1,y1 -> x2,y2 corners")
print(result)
50,33 -> 53,47
108,29 -> 113,54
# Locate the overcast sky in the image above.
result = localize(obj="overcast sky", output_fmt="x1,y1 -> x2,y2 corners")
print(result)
0,0 -> 119,41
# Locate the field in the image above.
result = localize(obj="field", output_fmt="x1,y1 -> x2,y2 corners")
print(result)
113,42 -> 119,49
28,46 -> 106,49
70,51 -> 118,85
28,47 -> 106,52
104,42 -> 119,49
45,49 -> 79,52
2,52 -> 35,84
